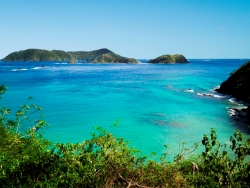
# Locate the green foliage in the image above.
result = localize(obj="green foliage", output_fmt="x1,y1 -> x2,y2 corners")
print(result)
68,48 -> 112,60
0,85 -> 250,187
194,128 -> 250,187
91,53 -> 137,63
2,49 -> 73,62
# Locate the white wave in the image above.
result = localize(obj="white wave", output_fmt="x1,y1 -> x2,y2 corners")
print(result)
197,92 -> 224,98
197,92 -> 203,96
184,89 -> 195,93
32,67 -> 42,70
211,85 -> 220,91
228,98 -> 237,103
228,110 -> 236,116
32,66 -> 45,70
54,62 -> 67,64
11,68 -> 28,71
213,94 -> 224,98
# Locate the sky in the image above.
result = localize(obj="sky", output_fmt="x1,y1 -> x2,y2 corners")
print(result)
0,0 -> 250,59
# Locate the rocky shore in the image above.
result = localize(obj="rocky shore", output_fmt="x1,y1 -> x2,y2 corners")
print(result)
182,86 -> 250,126
227,107 -> 250,124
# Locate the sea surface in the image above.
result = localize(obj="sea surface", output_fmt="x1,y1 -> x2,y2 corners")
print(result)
0,59 -> 249,158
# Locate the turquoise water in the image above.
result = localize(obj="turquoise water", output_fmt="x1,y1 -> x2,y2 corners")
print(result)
0,59 -> 249,157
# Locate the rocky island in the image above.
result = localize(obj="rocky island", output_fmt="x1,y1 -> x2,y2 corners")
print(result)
216,61 -> 250,124
2,48 -> 138,63
148,54 -> 188,64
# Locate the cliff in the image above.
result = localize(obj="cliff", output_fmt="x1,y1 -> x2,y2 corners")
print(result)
148,54 -> 188,64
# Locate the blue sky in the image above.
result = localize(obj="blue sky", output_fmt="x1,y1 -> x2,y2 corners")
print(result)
0,0 -> 249,59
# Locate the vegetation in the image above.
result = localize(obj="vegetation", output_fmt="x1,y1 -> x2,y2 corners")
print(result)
75,48 -> 137,63
2,48 -> 138,63
0,85 -> 250,187
2,49 -> 73,62
148,54 -> 188,64
91,54 -> 137,64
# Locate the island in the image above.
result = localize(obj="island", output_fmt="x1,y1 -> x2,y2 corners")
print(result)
216,61 -> 250,123
2,48 -> 138,63
148,54 -> 188,64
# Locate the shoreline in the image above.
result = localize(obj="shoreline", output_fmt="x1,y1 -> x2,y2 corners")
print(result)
213,89 -> 250,128
183,87 -> 250,129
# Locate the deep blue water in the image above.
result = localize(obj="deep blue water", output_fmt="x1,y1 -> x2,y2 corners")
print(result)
0,59 -> 249,157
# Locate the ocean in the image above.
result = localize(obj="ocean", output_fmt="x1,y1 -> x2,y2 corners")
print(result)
0,59 -> 249,158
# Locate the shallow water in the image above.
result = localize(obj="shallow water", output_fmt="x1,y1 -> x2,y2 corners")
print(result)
0,59 -> 249,157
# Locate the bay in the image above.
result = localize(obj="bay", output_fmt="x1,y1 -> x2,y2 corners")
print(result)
0,59 -> 249,157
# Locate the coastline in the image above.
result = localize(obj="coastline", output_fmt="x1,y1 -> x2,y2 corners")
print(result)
183,86 -> 250,129
213,89 -> 250,128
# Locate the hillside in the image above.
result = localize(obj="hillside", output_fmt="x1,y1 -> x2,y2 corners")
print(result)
68,48 -> 116,60
216,61 -> 250,103
148,54 -> 188,64
91,54 -> 137,63
69,48 -> 137,63
2,48 -> 138,63
216,61 -> 250,123
2,49 -> 73,62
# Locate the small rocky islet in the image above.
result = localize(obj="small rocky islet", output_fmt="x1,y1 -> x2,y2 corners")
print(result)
148,54 -> 188,64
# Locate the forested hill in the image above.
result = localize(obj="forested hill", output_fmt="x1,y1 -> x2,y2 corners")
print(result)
2,49 -> 73,62
216,61 -> 250,103
2,48 -> 138,63
68,48 -> 137,63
